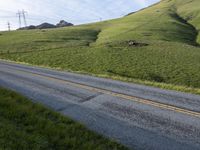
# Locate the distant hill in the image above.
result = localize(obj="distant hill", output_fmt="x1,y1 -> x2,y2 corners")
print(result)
19,20 -> 73,30
56,20 -> 73,27
36,23 -> 56,29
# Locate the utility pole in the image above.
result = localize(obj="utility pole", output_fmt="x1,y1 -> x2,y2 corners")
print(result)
16,10 -> 21,28
21,9 -> 27,27
7,22 -> 11,31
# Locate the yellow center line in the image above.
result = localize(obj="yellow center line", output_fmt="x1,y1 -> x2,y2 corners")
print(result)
15,69 -> 200,118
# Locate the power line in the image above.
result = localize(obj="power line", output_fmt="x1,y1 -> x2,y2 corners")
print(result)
0,16 -> 16,18
0,9 -> 16,13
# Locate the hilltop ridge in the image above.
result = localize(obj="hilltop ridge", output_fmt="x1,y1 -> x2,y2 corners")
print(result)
19,20 -> 73,30
90,0 -> 200,46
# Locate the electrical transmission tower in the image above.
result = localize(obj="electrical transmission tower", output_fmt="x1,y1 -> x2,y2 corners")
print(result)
7,22 -> 11,31
16,10 -> 28,28
16,10 -> 21,28
21,9 -> 28,27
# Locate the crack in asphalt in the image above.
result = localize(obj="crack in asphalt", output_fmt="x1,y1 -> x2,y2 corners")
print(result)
79,93 -> 102,103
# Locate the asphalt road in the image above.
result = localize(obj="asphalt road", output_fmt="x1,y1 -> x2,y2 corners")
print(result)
0,60 -> 200,150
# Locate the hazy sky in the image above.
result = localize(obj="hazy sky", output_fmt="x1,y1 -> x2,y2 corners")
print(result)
0,0 -> 159,31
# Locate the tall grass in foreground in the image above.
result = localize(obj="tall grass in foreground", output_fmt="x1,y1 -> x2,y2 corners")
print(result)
0,87 -> 128,150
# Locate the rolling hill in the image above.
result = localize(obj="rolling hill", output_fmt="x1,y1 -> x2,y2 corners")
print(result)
0,0 -> 200,94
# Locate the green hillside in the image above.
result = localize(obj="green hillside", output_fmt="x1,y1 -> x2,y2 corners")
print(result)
0,0 -> 200,94
94,0 -> 200,45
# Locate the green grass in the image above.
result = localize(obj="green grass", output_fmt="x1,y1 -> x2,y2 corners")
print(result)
0,87 -> 127,150
0,27 -> 100,53
0,0 -> 200,94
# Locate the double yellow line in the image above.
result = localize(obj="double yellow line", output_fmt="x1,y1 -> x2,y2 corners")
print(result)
15,69 -> 200,118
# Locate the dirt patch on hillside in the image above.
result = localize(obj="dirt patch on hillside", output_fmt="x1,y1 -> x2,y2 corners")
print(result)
128,40 -> 149,47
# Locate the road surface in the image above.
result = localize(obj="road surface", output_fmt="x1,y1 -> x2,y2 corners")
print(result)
0,60 -> 200,150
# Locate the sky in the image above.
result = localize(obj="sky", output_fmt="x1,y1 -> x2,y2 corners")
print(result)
0,0 -> 159,31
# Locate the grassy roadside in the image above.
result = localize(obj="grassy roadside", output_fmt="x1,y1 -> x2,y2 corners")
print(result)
0,87 -> 128,150
1,41 -> 200,96
1,58 -> 200,95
